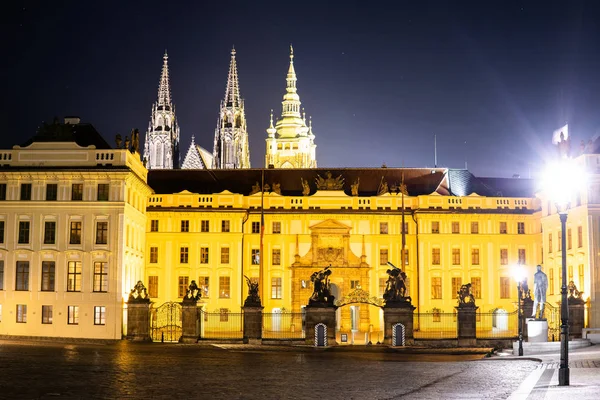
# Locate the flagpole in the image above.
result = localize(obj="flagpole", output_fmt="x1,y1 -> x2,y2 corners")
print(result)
259,168 -> 265,301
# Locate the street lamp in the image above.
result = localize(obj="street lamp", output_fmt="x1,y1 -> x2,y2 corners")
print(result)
512,264 -> 526,356
543,160 -> 586,386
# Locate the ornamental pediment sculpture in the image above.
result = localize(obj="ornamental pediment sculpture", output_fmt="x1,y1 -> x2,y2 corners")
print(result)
315,171 -> 344,190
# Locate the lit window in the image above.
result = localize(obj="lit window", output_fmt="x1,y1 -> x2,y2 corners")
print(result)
252,249 -> 260,265
200,247 -> 209,264
471,249 -> 480,265
432,248 -> 440,265
96,221 -> 108,244
518,249 -> 526,265
181,220 -> 189,232
150,247 -> 158,263
452,248 -> 460,265
67,261 -> 82,292
42,305 -> 53,324
517,222 -> 525,234
471,222 -> 479,234
452,277 -> 462,299
15,261 -> 29,291
67,305 -> 79,324
221,247 -> 230,264
272,249 -> 281,265
431,277 -> 441,299
271,277 -> 282,299
178,276 -> 189,298
272,221 -> 281,234
452,222 -> 460,234
180,247 -> 189,263
221,220 -> 230,232
94,306 -> 106,325
150,220 -> 159,232
201,220 -> 209,232
431,221 -> 440,234
500,249 -> 508,265
380,222 -> 388,234
16,304 -> 27,323
93,262 -> 108,292
499,222 -> 507,234
199,276 -> 209,298
251,221 -> 260,234
148,276 -> 158,298
500,277 -> 510,299
379,249 -> 388,265
471,277 -> 481,299
219,276 -> 230,298
69,221 -> 82,245
41,261 -> 55,291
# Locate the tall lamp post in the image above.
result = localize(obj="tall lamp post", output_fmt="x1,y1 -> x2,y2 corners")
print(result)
543,160 -> 585,386
512,264 -> 526,356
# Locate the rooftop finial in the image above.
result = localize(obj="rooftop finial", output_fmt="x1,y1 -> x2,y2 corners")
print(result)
231,45 -> 236,56
290,44 -> 294,61
164,50 -> 168,60
269,109 -> 274,128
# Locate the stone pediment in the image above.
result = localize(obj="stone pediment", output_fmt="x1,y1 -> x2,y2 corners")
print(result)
309,219 -> 351,234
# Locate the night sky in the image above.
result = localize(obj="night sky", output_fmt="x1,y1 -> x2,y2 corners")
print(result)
5,1 -> 600,178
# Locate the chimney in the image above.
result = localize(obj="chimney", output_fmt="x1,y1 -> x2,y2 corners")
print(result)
64,116 -> 81,125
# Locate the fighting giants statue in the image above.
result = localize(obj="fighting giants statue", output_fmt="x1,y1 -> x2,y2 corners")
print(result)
383,262 -> 411,304
244,275 -> 262,307
532,265 -> 548,319
308,266 -> 335,306
457,283 -> 476,307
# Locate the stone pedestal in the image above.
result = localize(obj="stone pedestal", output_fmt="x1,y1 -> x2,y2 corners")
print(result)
526,319 -> 548,342
243,306 -> 264,341
126,302 -> 151,341
305,306 -> 337,346
180,302 -> 200,343
522,299 -> 533,339
569,301 -> 585,339
456,306 -> 478,347
383,302 -> 416,346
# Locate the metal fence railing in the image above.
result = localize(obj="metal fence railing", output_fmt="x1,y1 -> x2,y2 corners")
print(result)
413,311 -> 458,339
262,312 -> 306,339
200,309 -> 243,339
476,309 -> 518,339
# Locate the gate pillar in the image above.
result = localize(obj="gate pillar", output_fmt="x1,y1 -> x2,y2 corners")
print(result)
243,306 -> 264,343
304,306 -> 337,346
456,305 -> 478,347
126,281 -> 152,341
568,299 -> 585,339
383,302 -> 415,345
180,303 -> 200,343
180,281 -> 202,343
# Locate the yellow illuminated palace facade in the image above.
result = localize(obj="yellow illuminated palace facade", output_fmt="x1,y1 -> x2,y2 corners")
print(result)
1,117 -> 598,341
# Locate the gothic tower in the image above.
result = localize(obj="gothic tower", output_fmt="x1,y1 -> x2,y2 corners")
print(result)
143,51 -> 180,169
212,48 -> 250,169
265,46 -> 317,168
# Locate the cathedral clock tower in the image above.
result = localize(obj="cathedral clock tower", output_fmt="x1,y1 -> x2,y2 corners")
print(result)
265,46 -> 317,168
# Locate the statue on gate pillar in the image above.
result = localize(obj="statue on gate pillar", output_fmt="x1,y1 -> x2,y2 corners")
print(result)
243,275 -> 262,307
308,266 -> 335,306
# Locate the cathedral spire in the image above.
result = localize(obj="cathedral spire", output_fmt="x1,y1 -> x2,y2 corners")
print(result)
224,46 -> 241,108
143,51 -> 180,170
157,51 -> 172,108
212,48 -> 250,169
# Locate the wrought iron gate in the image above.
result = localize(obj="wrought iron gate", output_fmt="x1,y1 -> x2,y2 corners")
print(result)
151,302 -> 182,342
544,302 -> 560,342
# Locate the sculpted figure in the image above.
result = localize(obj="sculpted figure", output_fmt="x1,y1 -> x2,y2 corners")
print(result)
532,265 -> 548,318
383,262 -> 410,303
378,177 -> 389,195
458,283 -> 476,306
301,178 -> 310,196
351,178 -> 360,196
250,181 -> 261,195
309,266 -> 334,305
272,182 -> 281,195
243,275 -> 261,306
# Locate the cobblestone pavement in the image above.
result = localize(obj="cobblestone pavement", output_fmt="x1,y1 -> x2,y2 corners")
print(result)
0,341 -> 538,400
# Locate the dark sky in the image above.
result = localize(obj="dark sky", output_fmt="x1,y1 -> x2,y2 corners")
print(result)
4,0 -> 600,177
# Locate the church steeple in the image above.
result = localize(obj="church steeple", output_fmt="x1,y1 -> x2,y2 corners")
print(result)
143,51 -> 180,169
265,46 -> 317,168
212,47 -> 250,169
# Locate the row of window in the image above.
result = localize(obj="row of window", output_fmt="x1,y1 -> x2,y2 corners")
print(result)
547,226 -> 584,252
147,276 -> 283,299
0,220 -> 108,245
150,247 -> 274,266
150,220 -> 281,234
546,264 -> 585,296
426,248 -> 527,266
7,304 -> 106,325
428,221 -> 526,235
0,183 -> 110,202
0,261 -> 108,292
